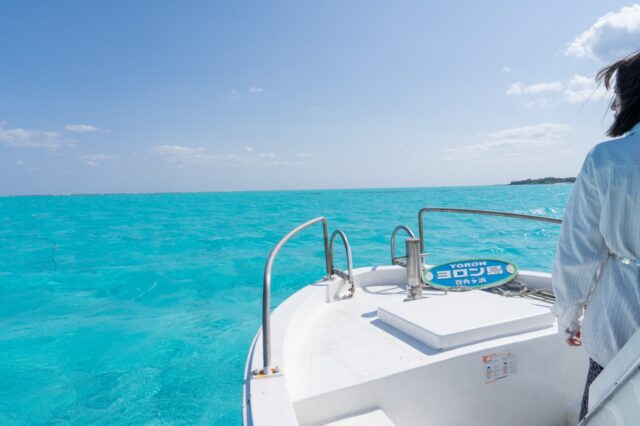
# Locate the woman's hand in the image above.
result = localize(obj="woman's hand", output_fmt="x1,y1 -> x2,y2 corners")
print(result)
567,330 -> 582,346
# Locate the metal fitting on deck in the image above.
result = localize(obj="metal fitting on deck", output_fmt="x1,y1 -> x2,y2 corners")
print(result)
405,238 -> 423,301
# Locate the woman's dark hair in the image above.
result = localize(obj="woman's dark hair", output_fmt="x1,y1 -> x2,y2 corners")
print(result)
597,50 -> 640,137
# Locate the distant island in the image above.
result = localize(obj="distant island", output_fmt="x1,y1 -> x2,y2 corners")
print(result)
509,177 -> 576,185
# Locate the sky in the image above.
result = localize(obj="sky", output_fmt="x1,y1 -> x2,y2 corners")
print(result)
1,1 -> 640,195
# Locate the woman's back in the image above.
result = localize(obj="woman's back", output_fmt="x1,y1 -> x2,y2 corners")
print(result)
594,124 -> 640,258
575,124 -> 640,366
550,48 -> 640,421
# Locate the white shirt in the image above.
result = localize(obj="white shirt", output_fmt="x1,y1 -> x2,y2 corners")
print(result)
552,122 -> 640,366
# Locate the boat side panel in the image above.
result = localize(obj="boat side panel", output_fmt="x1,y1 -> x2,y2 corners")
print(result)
293,330 -> 588,426
244,267 -> 557,425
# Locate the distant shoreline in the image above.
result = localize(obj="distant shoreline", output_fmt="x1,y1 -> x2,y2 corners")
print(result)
509,177 -> 576,185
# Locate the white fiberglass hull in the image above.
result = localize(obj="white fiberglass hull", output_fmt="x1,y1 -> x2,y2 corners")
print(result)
243,266 -> 590,426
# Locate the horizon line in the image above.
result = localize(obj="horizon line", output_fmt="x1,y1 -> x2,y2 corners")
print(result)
0,179 -> 576,198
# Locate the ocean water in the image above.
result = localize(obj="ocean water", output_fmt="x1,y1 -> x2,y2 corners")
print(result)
0,184 -> 572,425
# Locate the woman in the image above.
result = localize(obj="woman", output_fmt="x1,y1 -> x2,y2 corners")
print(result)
552,49 -> 640,421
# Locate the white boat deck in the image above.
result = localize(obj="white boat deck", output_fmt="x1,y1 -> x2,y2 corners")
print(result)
246,266 -> 590,426
287,281 -> 558,401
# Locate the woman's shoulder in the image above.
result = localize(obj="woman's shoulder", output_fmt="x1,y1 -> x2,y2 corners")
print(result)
590,134 -> 638,161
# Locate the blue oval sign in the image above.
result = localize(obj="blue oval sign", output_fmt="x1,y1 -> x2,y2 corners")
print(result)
423,258 -> 518,290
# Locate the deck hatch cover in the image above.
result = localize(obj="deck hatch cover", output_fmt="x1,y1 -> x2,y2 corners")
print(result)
377,290 -> 553,350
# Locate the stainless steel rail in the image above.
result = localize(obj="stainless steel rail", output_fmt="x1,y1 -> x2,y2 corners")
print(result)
330,230 -> 355,297
390,225 -> 416,266
256,217 -> 353,376
417,207 -> 562,255
258,217 -> 331,376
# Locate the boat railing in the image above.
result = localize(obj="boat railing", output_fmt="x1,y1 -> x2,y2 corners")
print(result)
390,225 -> 416,267
330,230 -> 355,297
389,208 -> 563,296
417,207 -> 562,256
256,217 -> 354,377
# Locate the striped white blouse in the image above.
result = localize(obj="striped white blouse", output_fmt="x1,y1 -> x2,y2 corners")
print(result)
552,122 -> 640,366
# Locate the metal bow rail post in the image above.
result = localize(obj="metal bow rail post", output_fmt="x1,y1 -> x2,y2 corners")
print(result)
330,229 -> 355,297
390,225 -> 417,267
256,217 -> 354,377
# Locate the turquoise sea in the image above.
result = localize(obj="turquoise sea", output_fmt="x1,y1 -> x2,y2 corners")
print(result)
0,184 -> 572,425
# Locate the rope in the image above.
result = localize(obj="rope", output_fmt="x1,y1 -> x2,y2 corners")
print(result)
486,280 -> 555,303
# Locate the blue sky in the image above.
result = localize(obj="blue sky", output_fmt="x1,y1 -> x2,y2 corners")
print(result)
1,1 -> 639,195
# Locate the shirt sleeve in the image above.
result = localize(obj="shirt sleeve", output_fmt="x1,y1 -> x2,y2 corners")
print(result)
551,150 -> 608,335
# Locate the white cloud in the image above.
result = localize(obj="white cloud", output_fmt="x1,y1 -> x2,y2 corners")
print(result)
228,86 -> 265,99
228,89 -> 240,100
501,66 -> 512,74
563,74 -> 609,103
487,123 -> 571,141
440,123 -> 572,162
151,145 -> 240,164
523,99 -> 550,109
258,152 -> 277,158
150,145 -> 315,168
244,146 -> 254,153
505,75 -> 611,105
78,153 -> 116,167
65,124 -> 109,133
14,159 -> 39,171
227,86 -> 266,100
0,122 -> 73,149
568,74 -> 593,88
566,5 -> 640,61
296,153 -> 312,158
507,81 -> 563,95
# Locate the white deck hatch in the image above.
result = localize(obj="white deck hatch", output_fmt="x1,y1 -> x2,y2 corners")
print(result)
377,290 -> 554,350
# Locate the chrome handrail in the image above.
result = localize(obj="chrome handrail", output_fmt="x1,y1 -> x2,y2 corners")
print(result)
417,207 -> 562,255
390,225 -> 416,266
258,217 -> 331,376
257,217 -> 354,377
330,230 -> 355,297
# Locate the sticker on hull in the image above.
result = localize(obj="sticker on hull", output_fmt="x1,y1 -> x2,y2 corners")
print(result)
483,351 -> 517,384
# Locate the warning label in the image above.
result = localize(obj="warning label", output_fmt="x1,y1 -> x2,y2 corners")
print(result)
483,351 -> 517,384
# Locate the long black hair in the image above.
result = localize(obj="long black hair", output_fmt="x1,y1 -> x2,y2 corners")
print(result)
597,50 -> 640,137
